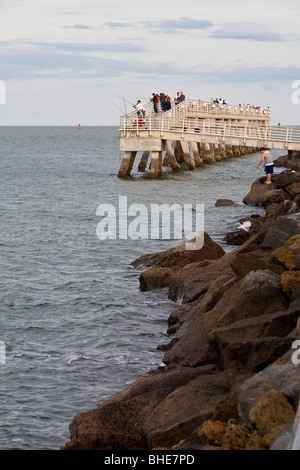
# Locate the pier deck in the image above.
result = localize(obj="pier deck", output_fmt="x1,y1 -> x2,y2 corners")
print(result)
118,99 -> 300,178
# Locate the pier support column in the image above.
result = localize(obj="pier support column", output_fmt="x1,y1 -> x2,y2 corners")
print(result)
225,145 -> 234,158
202,143 -> 214,164
233,145 -> 241,157
138,151 -> 150,172
190,142 -> 202,166
214,143 -> 222,162
118,151 -> 137,178
174,141 -> 185,163
218,143 -> 227,160
150,151 -> 163,178
180,141 -> 195,170
162,152 -> 169,167
165,141 -> 180,171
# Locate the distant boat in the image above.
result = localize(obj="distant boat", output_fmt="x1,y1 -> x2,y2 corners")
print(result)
78,124 -> 81,130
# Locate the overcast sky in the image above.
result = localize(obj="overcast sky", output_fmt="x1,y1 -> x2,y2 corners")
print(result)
0,0 -> 299,126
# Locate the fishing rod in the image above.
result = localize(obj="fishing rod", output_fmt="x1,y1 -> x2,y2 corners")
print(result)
111,101 -> 127,115
121,88 -> 128,115
109,92 -> 136,106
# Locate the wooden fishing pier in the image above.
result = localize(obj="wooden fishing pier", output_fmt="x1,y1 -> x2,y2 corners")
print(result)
118,99 -> 300,178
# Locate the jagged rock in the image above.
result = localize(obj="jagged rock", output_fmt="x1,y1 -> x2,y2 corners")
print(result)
271,245 -> 300,270
238,362 -> 300,427
131,232 -> 225,270
224,229 -> 252,246
139,267 -> 174,291
230,251 -> 284,277
243,178 -> 288,207
286,182 -> 300,199
281,271 -> 300,296
142,368 -> 252,449
164,270 -> 287,368
267,200 -> 298,220
288,234 -> 300,248
62,365 -> 252,450
221,336 -> 294,372
249,389 -> 295,446
62,365 -> 217,450
273,154 -> 289,168
263,213 -> 300,250
208,305 -> 300,356
272,170 -> 300,188
167,256 -> 234,304
198,420 -> 251,450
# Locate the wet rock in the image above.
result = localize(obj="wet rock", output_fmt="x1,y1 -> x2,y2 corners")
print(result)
167,255 -> 234,304
131,232 -> 225,270
139,267 -> 174,291
243,179 -> 288,207
224,229 -> 252,246
62,365 -> 218,450
142,368 -> 252,449
215,199 -> 238,207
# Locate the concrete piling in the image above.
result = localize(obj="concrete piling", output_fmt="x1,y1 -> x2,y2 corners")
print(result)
180,141 -> 195,170
150,151 -> 163,178
165,141 -> 181,171
138,151 -> 150,172
118,151 -> 137,178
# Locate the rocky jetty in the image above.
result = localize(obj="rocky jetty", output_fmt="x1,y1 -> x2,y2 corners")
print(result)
62,167 -> 300,451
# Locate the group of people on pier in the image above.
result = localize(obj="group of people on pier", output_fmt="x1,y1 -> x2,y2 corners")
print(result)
150,91 -> 185,114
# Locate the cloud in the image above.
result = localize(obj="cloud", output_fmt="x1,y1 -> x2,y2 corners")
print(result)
211,22 -> 289,42
63,24 -> 98,30
143,17 -> 214,31
103,17 -> 214,33
104,21 -> 136,29
1,39 -> 299,84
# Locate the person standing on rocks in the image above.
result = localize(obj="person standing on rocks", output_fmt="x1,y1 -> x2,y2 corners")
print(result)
257,147 -> 274,185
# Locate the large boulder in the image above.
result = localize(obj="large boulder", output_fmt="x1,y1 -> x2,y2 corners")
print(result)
163,270 -> 287,368
139,267 -> 174,291
238,362 -> 300,426
131,232 -> 225,270
167,256 -> 234,304
263,213 -> 300,250
271,245 -> 300,270
221,336 -> 294,372
208,305 -> 300,354
230,251 -> 284,277
249,389 -> 296,447
62,365 -> 252,451
243,179 -> 287,207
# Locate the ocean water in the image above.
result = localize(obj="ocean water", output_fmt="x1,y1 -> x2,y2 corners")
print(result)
0,126 -> 286,450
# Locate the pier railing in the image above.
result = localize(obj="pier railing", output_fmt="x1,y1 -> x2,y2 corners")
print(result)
121,99 -> 270,131
120,113 -> 300,144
